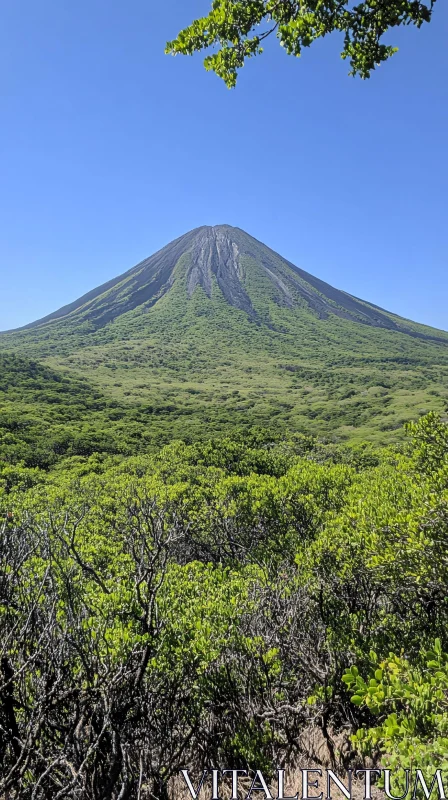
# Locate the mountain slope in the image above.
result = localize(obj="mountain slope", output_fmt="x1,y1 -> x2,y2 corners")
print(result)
1,225 -> 447,445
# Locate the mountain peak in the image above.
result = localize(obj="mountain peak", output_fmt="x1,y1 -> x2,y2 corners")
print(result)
186,225 -> 253,313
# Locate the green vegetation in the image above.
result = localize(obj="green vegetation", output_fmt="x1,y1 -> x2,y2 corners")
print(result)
0,352 -> 161,467
2,229 -> 448,795
344,641 -> 448,773
166,0 -> 438,88
1,410 -> 448,796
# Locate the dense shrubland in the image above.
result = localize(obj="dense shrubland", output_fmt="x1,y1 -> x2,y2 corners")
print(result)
1,412 -> 448,797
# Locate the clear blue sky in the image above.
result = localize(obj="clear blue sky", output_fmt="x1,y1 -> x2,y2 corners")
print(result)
0,1 -> 447,331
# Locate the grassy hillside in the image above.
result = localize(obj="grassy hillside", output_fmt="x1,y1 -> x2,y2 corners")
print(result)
2,288 -> 448,448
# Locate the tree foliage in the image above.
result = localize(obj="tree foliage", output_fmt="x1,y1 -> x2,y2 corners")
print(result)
344,641 -> 448,774
166,0 -> 438,88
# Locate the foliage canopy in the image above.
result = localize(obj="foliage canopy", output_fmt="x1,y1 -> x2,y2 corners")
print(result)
166,1 -> 438,87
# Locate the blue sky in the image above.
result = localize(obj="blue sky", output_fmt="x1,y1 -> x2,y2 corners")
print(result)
0,0 -> 446,331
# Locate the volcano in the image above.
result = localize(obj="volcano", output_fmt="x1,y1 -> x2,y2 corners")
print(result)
13,225 -> 447,343
2,225 -> 447,444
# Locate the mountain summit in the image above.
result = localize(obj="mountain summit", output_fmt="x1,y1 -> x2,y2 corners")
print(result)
15,225 -> 444,342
